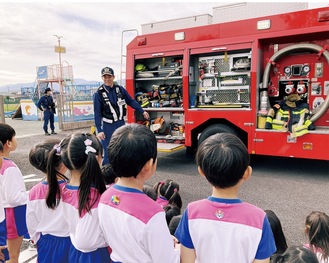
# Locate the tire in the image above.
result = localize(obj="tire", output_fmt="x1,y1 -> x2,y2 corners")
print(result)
198,124 -> 238,146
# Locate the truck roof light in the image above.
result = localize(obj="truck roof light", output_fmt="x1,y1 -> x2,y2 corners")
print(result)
138,37 -> 146,46
318,10 -> 329,22
257,19 -> 271,30
175,32 -> 185,41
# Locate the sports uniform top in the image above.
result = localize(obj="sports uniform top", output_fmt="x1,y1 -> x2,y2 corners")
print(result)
26,180 -> 69,243
0,158 -> 27,208
98,184 -> 180,263
61,184 -> 108,253
0,196 -> 4,223
155,196 -> 169,207
175,197 -> 276,263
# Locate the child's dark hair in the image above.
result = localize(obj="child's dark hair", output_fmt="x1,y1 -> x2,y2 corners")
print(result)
0,141 -> 3,152
305,211 -> 329,262
101,164 -> 117,185
169,215 -> 182,235
29,138 -> 65,175
0,123 -> 16,145
153,179 -> 182,208
143,185 -> 157,201
47,132 -> 106,216
196,133 -> 249,188
108,123 -> 157,178
265,210 -> 288,255
164,205 -> 181,226
271,245 -> 319,263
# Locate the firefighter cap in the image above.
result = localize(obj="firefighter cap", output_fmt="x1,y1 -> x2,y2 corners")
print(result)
44,87 -> 51,94
101,67 -> 114,76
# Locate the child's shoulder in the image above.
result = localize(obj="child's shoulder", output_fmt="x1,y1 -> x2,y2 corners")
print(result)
1,158 -> 21,173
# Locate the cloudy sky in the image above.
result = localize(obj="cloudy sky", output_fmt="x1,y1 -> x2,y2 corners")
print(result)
0,1 -> 327,87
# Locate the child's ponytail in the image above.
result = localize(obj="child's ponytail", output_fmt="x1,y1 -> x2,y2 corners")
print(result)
46,145 -> 63,209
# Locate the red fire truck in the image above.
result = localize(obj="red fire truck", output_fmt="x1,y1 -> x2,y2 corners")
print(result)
126,6 -> 329,160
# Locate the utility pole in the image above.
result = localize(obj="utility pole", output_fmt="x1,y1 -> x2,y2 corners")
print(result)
54,35 -> 65,94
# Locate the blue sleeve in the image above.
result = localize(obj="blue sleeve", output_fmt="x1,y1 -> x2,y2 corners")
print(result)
121,87 -> 144,114
255,215 -> 277,260
37,97 -> 44,111
174,208 -> 194,249
93,92 -> 103,133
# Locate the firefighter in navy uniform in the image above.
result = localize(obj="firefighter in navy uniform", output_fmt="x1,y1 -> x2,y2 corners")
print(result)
37,87 -> 57,136
93,67 -> 150,165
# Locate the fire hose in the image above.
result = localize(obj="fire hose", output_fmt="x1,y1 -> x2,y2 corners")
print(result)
262,43 -> 329,122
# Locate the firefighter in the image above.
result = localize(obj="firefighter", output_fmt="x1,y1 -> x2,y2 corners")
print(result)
265,90 -> 315,137
37,88 -> 57,136
93,67 -> 150,165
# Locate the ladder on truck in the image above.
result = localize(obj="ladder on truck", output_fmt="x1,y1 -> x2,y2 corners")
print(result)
120,29 -> 139,86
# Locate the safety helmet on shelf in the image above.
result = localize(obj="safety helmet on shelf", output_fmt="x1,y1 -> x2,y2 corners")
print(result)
135,63 -> 147,72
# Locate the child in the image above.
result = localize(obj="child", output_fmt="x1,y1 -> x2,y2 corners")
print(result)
271,245 -> 319,263
305,211 -> 329,263
98,123 -> 180,263
153,179 -> 182,208
265,210 -> 288,255
101,163 -> 118,187
26,138 -> 71,263
0,123 -> 28,263
175,133 -> 276,262
142,184 -> 157,201
47,132 -> 110,262
0,141 -> 9,263
168,215 -> 182,236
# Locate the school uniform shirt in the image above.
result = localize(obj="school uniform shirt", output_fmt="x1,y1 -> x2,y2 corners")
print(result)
155,196 -> 169,207
61,185 -> 108,253
0,158 -> 27,208
98,184 -> 180,263
26,180 -> 69,243
175,197 -> 276,263
0,158 -> 28,239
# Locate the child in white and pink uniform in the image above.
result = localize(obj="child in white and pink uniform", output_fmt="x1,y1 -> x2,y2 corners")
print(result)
26,138 -> 71,263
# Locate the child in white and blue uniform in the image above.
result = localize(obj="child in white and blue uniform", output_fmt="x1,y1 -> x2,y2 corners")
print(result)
175,133 -> 276,262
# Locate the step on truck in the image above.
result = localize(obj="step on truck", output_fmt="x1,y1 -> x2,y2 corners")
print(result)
126,6 -> 329,160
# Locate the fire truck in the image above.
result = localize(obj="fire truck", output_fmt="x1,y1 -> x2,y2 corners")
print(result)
125,6 -> 329,160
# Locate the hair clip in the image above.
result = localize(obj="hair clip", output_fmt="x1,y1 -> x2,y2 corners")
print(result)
53,144 -> 61,156
173,188 -> 177,193
85,145 -> 96,155
84,139 -> 92,146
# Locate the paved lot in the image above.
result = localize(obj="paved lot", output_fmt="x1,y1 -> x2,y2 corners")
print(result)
3,118 -> 329,262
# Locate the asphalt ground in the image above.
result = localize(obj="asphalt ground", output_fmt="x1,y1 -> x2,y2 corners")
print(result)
3,117 -> 329,262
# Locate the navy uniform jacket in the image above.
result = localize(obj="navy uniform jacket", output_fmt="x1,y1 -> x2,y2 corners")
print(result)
37,95 -> 55,112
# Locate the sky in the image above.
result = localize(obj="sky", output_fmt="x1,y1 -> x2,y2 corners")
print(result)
0,1 -> 328,88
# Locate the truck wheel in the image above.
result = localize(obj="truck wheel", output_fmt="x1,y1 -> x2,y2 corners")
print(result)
198,124 -> 238,146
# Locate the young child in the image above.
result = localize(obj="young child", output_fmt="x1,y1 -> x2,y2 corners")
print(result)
0,123 -> 28,263
101,163 -> 118,187
98,123 -> 180,263
153,179 -> 182,208
47,132 -> 110,262
142,184 -> 157,201
304,211 -> 329,263
26,138 -> 71,263
175,133 -> 276,262
265,209 -> 288,255
168,215 -> 182,236
271,245 -> 319,263
0,141 -> 9,263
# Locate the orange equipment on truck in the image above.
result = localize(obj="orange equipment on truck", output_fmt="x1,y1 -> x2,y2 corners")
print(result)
126,6 -> 329,160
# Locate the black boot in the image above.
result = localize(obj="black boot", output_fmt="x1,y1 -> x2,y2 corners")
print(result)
51,131 -> 57,135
